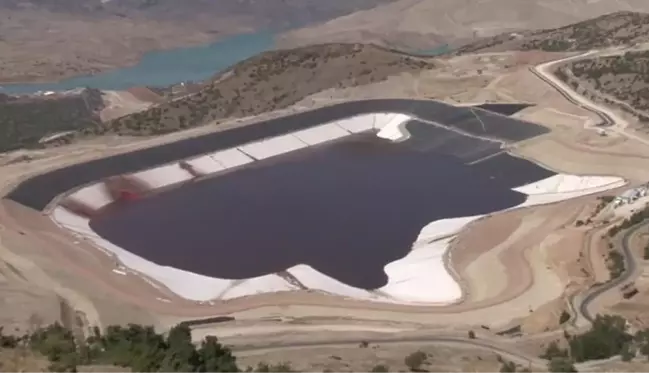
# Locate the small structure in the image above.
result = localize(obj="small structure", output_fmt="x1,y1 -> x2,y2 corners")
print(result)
614,184 -> 649,207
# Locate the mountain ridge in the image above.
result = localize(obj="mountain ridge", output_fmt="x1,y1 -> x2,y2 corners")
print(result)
277,0 -> 649,51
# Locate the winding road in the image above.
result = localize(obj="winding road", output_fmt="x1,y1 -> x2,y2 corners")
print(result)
531,51 -> 646,323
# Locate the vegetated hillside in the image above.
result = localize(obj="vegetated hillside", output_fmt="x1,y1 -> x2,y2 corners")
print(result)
555,50 -> 649,117
455,11 -> 649,54
89,44 -> 434,136
3,313 -> 649,372
278,0 -> 649,51
0,89 -> 103,153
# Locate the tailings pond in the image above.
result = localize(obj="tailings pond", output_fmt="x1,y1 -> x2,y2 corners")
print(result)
89,122 -> 554,289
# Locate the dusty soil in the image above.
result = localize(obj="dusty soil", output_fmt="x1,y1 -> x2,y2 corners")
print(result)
235,342 -> 512,372
277,0 -> 649,50
1,48 -> 649,363
100,90 -> 155,122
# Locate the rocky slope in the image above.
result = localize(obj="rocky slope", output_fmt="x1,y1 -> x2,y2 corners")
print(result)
456,11 -> 649,54
88,44 -> 435,137
278,0 -> 649,51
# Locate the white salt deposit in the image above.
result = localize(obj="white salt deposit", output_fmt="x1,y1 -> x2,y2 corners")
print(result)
67,184 -> 114,210
373,113 -> 398,129
220,274 -> 300,299
130,164 -> 194,189
380,237 -> 461,303
238,134 -> 307,160
209,148 -> 253,169
292,123 -> 350,146
414,215 -> 484,245
518,175 -> 626,208
335,114 -> 376,133
51,206 -> 299,301
185,155 -> 225,175
287,264 -> 374,299
513,174 -> 623,195
376,113 -> 412,141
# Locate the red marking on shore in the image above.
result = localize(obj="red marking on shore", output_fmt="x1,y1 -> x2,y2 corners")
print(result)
119,190 -> 139,201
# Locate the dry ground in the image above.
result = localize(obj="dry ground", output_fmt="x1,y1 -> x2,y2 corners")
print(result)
235,342 -> 513,372
277,0 -> 649,50
99,90 -> 156,122
2,49 -> 649,369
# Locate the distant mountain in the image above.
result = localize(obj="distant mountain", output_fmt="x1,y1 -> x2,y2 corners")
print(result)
0,0 -> 396,30
455,11 -> 649,54
0,0 -> 395,84
277,0 -> 649,51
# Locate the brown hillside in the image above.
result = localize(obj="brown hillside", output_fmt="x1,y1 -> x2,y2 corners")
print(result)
86,43 -> 435,137
455,11 -> 649,54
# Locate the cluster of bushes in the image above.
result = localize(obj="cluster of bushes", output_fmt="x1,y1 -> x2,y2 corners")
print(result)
566,49 -> 649,112
6,314 -> 649,372
538,314 -> 649,371
455,12 -> 649,55
0,89 -> 103,152
0,323 -> 446,372
0,323 -> 288,372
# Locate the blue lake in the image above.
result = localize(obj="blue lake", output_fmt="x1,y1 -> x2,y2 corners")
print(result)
1,32 -> 275,95
412,44 -> 451,56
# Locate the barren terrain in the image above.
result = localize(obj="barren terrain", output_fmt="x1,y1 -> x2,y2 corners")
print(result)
456,11 -> 649,55
278,0 -> 649,51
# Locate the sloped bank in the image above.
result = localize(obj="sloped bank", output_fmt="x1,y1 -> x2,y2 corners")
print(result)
47,112 -> 626,305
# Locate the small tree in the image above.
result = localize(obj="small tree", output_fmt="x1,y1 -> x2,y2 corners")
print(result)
404,350 -> 427,371
541,341 -> 568,360
621,342 -> 635,362
559,311 -> 571,325
371,364 -> 390,372
468,330 -> 476,339
548,357 -> 577,372
500,360 -> 517,372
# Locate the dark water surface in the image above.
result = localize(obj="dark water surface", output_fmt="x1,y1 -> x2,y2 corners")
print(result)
90,133 -> 553,289
8,99 -> 549,211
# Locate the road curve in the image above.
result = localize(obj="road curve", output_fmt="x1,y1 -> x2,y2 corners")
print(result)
531,52 -> 642,324
232,333 -> 617,371
579,222 -> 644,321
528,51 -> 615,128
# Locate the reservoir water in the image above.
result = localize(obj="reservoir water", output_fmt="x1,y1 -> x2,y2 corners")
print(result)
1,32 -> 275,95
90,131 -> 553,289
